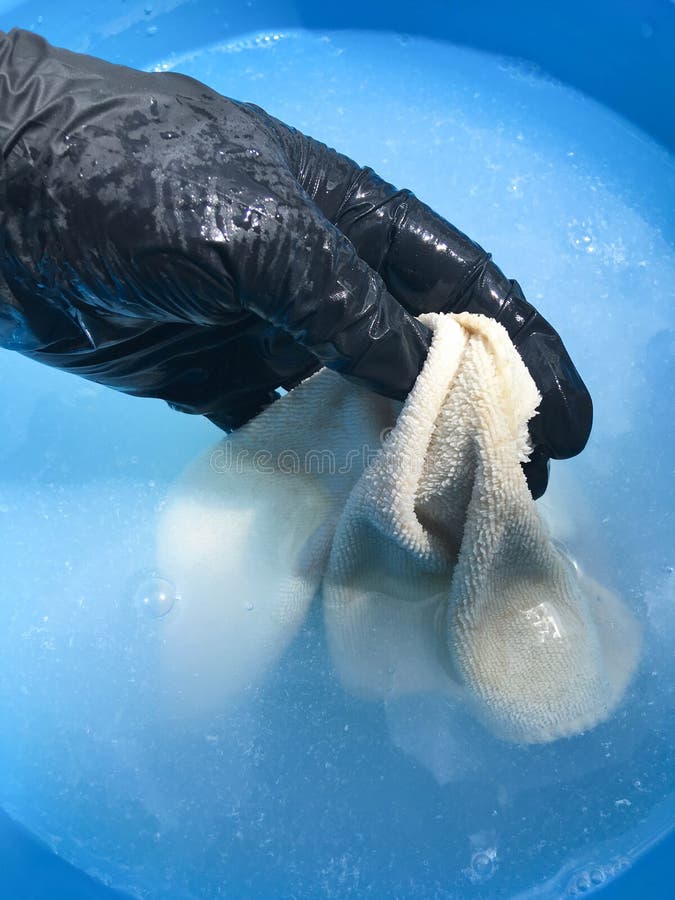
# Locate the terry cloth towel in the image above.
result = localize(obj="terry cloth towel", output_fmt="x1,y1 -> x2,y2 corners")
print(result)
156,312 -> 641,742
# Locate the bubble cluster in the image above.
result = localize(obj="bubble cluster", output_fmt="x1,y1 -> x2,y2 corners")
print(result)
566,858 -> 630,895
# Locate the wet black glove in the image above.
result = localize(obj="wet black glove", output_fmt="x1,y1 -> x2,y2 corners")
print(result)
0,30 -> 591,501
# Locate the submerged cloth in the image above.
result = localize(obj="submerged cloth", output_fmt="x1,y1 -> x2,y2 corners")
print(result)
156,312 -> 639,743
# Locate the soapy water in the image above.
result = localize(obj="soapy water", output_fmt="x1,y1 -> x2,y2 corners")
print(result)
0,29 -> 673,899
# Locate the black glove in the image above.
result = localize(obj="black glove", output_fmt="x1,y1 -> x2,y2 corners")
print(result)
0,30 -> 591,501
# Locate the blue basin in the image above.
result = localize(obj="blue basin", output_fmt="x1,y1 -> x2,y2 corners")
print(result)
0,1 -> 673,897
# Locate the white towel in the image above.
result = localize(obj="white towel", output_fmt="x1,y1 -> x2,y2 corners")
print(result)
156,312 -> 640,742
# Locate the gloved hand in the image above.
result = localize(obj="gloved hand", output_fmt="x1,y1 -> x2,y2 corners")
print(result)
0,30 -> 591,501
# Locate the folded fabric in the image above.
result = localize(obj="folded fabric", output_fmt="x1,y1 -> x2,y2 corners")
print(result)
156,312 -> 641,742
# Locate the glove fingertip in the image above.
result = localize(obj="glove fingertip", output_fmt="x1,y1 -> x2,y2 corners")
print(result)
522,447 -> 550,500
